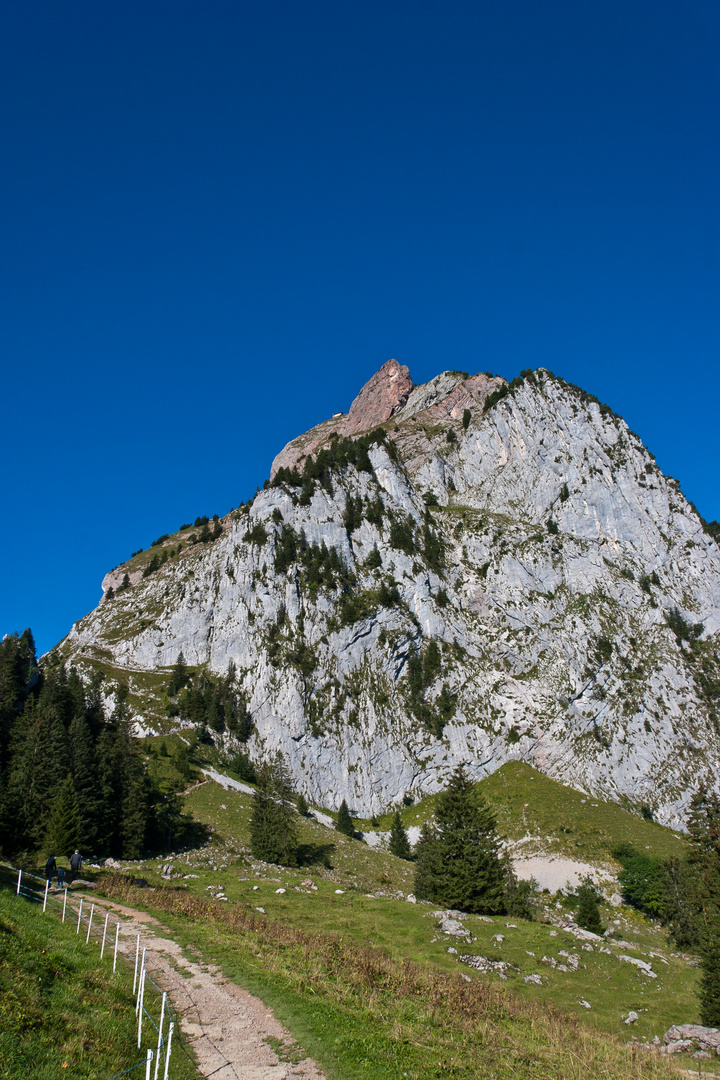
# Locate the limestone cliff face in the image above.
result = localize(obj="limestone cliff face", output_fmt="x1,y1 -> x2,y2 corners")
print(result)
60,365 -> 720,825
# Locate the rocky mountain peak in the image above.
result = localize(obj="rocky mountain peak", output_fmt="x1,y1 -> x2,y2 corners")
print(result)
342,358 -> 413,434
270,358 -> 413,477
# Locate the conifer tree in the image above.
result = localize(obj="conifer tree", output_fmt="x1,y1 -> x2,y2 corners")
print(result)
413,766 -> 509,913
249,755 -> 298,865
44,774 -> 81,856
413,822 -> 442,899
168,651 -> 189,697
296,793 -> 309,817
575,878 -> 604,934
687,787 -> 720,1024
335,799 -> 355,838
68,715 -> 100,850
388,810 -> 411,859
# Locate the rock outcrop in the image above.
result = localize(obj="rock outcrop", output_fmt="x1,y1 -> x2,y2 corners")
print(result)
342,358 -> 413,434
663,1025 -> 720,1055
56,362 -> 720,820
271,358 -> 413,477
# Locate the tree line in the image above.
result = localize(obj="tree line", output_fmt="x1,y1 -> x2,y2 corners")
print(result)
613,789 -> 720,1025
0,630 -> 185,861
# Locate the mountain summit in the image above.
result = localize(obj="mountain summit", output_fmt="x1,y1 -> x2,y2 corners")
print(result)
57,362 -> 720,825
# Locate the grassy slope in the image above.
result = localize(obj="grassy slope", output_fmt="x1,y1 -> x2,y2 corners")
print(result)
102,875 -> 684,1080
94,755 -> 701,1075
354,761 -> 688,864
0,885 -> 200,1080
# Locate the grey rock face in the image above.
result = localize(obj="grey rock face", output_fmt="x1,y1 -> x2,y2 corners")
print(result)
59,366 -> 720,821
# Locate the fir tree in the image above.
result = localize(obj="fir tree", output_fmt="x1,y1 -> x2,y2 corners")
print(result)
168,651 -> 190,697
335,799 -> 355,838
575,878 -> 604,934
687,787 -> 720,1024
44,774 -> 81,856
68,715 -> 100,850
413,822 -> 442,900
296,793 -> 310,817
388,811 -> 411,859
249,755 -> 298,865
413,766 -> 509,914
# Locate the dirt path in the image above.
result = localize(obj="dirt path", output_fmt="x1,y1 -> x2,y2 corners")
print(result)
87,894 -> 326,1080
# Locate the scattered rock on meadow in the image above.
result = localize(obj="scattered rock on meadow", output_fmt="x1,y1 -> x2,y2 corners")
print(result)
663,1025 -> 720,1054
460,955 -> 515,979
619,955 -> 656,977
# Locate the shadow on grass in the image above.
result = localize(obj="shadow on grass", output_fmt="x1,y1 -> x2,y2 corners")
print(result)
296,842 -> 336,869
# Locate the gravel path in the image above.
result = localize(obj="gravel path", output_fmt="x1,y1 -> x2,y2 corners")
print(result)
89,895 -> 326,1080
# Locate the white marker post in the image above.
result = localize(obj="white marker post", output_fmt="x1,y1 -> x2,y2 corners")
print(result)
43,879 -> 49,912
137,969 -> 146,1048
113,923 -> 120,973
100,910 -> 109,958
145,1048 -> 153,1080
76,897 -> 83,934
163,1022 -> 174,1080
62,888 -> 68,923
16,869 -> 21,895
153,992 -> 167,1080
136,947 -> 146,1015
86,903 -> 94,944
133,934 -> 141,993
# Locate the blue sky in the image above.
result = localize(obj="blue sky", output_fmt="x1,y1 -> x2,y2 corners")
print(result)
1,0 -> 718,655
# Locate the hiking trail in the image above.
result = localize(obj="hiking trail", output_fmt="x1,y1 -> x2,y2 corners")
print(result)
90,894 -> 326,1080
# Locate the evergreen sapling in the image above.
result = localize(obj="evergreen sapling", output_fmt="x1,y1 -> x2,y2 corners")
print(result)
388,810 -> 411,859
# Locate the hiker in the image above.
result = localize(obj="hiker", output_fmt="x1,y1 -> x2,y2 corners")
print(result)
69,850 -> 82,883
57,866 -> 66,888
45,854 -> 57,884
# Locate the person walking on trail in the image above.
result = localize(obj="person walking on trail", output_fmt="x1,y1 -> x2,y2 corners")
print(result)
45,854 -> 57,884
69,850 -> 82,883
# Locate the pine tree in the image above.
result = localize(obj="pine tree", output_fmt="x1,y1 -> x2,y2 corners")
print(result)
168,652 -> 189,697
413,822 -> 442,899
575,877 -> 604,934
44,775 -> 81,857
687,787 -> 720,1024
68,715 -> 100,850
413,766 -> 509,913
249,755 -> 298,865
296,793 -> 310,817
335,799 -> 355,838
388,811 -> 411,859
